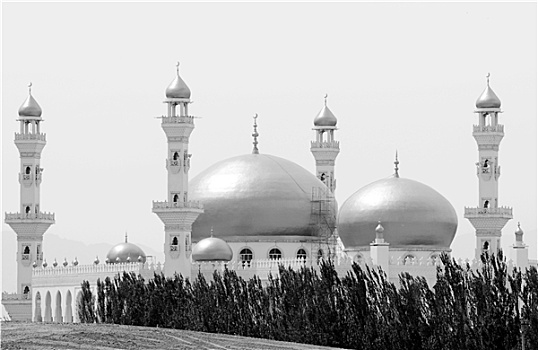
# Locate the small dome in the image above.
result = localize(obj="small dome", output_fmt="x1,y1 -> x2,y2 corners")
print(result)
18,94 -> 42,117
338,176 -> 457,249
314,104 -> 337,127
106,240 -> 146,264
192,236 -> 233,262
515,223 -> 524,242
165,64 -> 191,99
476,75 -> 501,109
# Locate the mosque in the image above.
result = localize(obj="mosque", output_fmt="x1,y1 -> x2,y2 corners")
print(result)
2,66 -> 534,322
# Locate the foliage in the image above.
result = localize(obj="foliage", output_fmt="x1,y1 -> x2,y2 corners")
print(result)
77,253 -> 538,349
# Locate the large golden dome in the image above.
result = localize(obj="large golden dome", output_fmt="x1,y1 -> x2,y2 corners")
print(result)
190,154 -> 327,242
106,239 -> 147,264
337,176 -> 457,249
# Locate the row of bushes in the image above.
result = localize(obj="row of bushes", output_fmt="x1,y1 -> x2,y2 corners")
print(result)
78,252 -> 538,350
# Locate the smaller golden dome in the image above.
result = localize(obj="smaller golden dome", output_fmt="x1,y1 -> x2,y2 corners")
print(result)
192,235 -> 233,262
314,95 -> 337,127
18,92 -> 42,117
165,62 -> 191,99
106,236 -> 146,264
476,74 -> 501,109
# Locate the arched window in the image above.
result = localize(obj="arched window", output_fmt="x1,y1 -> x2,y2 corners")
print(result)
173,152 -> 179,160
354,254 -> 364,264
483,241 -> 490,251
297,248 -> 307,260
172,237 -> 178,245
25,166 -> 31,174
26,206 -> 31,214
269,248 -> 282,260
403,254 -> 416,265
173,194 -> 179,203
317,249 -> 324,262
240,248 -> 253,266
430,254 -> 439,264
23,246 -> 30,254
23,286 -> 30,295
484,200 -> 489,209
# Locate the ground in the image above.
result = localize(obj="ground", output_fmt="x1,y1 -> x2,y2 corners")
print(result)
1,322 -> 347,349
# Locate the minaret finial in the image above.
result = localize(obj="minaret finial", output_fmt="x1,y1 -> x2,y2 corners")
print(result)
125,231 -> 128,243
394,150 -> 400,178
252,113 -> 259,154
210,226 -> 214,237
324,93 -> 328,106
28,82 -> 32,95
176,61 -> 180,75
486,72 -> 490,86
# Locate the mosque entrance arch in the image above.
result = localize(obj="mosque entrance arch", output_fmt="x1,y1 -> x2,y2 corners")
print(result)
54,291 -> 63,323
64,290 -> 73,323
44,291 -> 52,322
34,292 -> 42,322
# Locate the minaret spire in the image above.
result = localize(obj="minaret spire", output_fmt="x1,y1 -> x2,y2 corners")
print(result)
28,82 -> 32,95
252,113 -> 259,154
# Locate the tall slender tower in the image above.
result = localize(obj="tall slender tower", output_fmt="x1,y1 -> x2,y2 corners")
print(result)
464,74 -> 512,260
4,84 -> 55,318
310,94 -> 339,193
152,63 -> 203,279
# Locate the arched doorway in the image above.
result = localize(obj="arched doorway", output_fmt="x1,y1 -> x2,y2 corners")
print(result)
44,291 -> 52,322
64,290 -> 73,323
34,292 -> 42,322
54,291 -> 63,323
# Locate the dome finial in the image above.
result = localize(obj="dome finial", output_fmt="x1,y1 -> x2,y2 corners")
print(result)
28,82 -> 33,95
210,226 -> 214,237
176,61 -> 180,76
324,93 -> 328,106
394,150 -> 400,178
252,113 -> 260,154
125,231 -> 128,243
486,72 -> 490,86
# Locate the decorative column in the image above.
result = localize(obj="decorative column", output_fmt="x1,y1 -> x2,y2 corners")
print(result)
510,223 -> 529,269
370,222 -> 389,272
3,83 -> 55,321
464,74 -> 512,260
152,63 -> 203,279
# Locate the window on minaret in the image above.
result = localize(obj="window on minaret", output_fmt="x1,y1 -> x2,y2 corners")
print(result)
23,286 -> 30,295
172,237 -> 178,245
173,152 -> 179,160
25,166 -> 31,174
484,200 -> 489,209
23,246 -> 30,254
173,194 -> 179,203
25,206 -> 31,214
483,241 -> 490,251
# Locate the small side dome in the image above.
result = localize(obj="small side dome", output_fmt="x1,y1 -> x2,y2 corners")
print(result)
18,94 -> 42,117
314,96 -> 337,127
165,63 -> 191,99
192,236 -> 233,262
106,236 -> 146,264
476,74 -> 501,109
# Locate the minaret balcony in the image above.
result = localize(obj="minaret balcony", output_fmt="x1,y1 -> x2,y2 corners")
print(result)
464,207 -> 513,219
15,132 -> 47,142
473,124 -> 504,134
5,212 -> 55,223
152,200 -> 204,211
310,141 -> 340,149
160,115 -> 195,125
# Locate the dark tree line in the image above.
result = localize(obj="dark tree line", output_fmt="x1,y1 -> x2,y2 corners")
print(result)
78,252 -> 538,350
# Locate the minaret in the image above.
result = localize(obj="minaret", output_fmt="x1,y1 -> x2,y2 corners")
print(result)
310,94 -> 339,193
464,74 -> 512,260
152,63 -> 203,279
4,83 -> 55,300
510,223 -> 529,269
370,221 -> 389,272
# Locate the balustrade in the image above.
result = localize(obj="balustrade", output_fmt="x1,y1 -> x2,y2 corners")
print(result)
5,212 -> 55,221
464,207 -> 513,216
473,124 -> 504,133
14,132 -> 46,141
152,200 -> 203,210
160,115 -> 195,124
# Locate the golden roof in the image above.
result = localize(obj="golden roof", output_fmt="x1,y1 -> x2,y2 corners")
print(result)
106,241 -> 146,264
192,236 -> 233,261
314,96 -> 337,127
165,62 -> 191,99
338,176 -> 457,249
476,74 -> 501,109
18,93 -> 42,117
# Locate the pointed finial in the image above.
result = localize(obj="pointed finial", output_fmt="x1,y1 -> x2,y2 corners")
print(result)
28,82 -> 32,95
176,62 -> 180,75
252,113 -> 260,154
486,72 -> 490,86
324,93 -> 328,106
210,227 -> 214,237
125,232 -> 128,243
394,151 -> 400,178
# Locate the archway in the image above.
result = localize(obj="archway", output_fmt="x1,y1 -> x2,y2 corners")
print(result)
44,291 -> 52,322
34,292 -> 42,322
54,291 -> 63,323
64,290 -> 73,323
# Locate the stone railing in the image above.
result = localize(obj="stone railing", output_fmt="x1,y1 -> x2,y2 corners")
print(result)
33,262 -> 163,277
310,141 -> 340,149
464,207 -> 513,217
473,125 -> 504,133
2,292 -> 30,301
160,116 -> 195,124
14,132 -> 47,141
5,212 -> 55,221
152,200 -> 204,210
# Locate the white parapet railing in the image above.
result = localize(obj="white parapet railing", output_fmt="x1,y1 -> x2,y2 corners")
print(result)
464,207 -> 513,217
33,262 -> 163,278
14,132 -> 47,141
160,115 -> 195,124
473,125 -> 504,133
310,141 -> 340,149
2,292 -> 31,301
5,212 -> 55,221
152,200 -> 204,210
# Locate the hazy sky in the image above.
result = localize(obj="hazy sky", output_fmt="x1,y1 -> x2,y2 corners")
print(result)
2,2 -> 536,292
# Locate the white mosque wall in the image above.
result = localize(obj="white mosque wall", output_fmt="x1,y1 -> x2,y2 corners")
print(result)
224,240 -> 326,265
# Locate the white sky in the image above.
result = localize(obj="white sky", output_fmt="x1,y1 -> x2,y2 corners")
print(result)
2,2 -> 536,292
